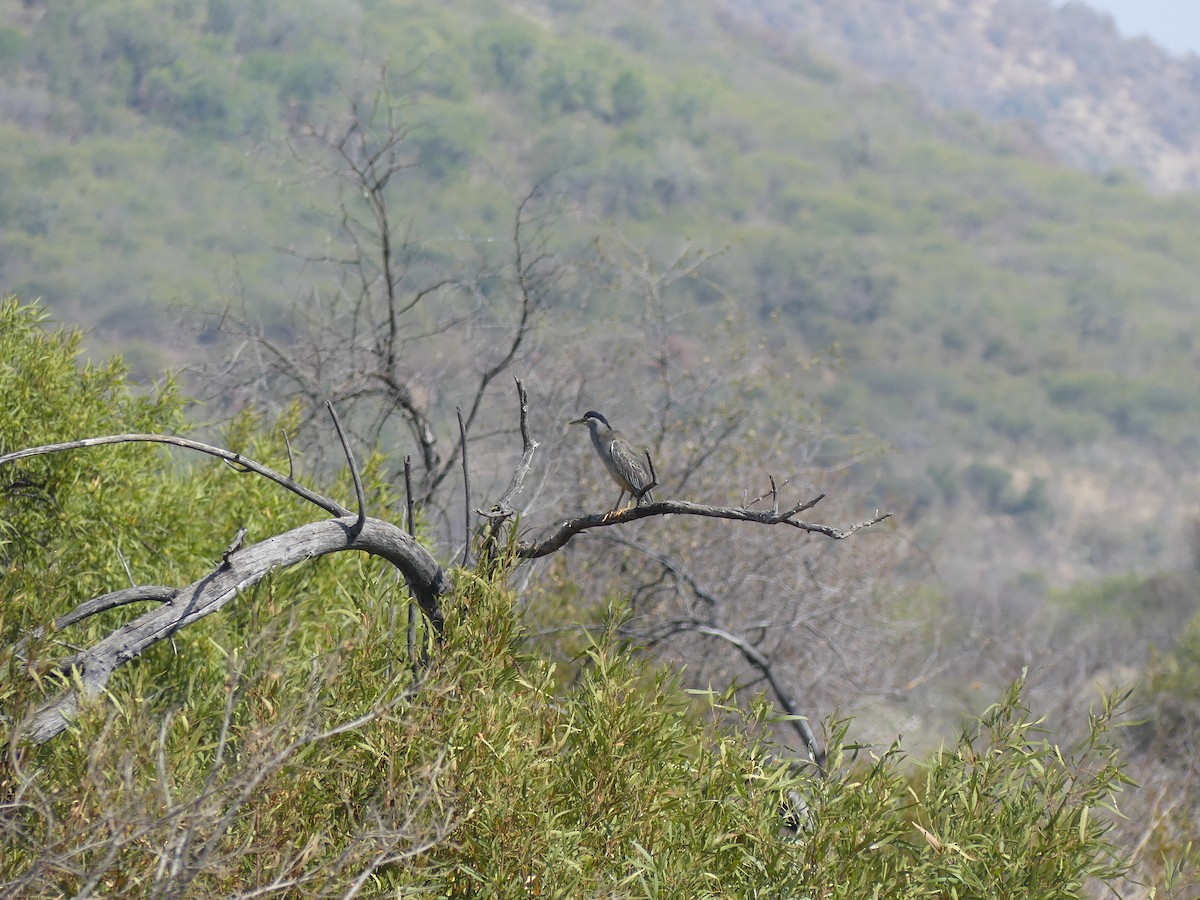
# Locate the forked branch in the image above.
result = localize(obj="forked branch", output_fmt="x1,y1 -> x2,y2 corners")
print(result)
2,422 -> 450,745
516,495 -> 890,559
17,516 -> 448,745
0,434 -> 350,518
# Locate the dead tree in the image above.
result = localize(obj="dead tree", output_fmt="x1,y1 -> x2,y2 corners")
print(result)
2,406 -> 450,745
3,382 -> 887,749
210,70 -> 565,529
4,81 -> 891,760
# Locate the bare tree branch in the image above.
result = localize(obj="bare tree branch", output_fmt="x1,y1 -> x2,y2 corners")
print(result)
596,533 -> 826,769
10,586 -> 178,662
419,182 -> 557,503
517,495 -> 891,559
1,434 -> 349,518
457,407 -> 471,569
328,400 -> 367,536
480,378 -> 540,565
403,455 -> 422,678
17,515 -> 448,744
692,623 -> 826,770
4,421 -> 451,744
218,76 -> 563,531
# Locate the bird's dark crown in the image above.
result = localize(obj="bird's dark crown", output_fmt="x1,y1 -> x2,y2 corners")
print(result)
576,410 -> 610,427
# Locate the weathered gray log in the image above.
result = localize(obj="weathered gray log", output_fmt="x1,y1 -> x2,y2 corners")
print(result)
21,516 -> 448,744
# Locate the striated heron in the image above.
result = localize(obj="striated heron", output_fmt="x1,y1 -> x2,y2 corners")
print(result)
569,411 -> 655,511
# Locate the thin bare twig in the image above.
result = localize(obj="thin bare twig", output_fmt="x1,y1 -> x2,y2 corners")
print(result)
327,401 -> 366,536
421,182 -> 554,502
518,495 -> 890,559
483,378 -> 539,519
404,456 -> 420,677
598,534 -> 825,769
0,434 -> 348,518
9,586 -> 178,661
458,407 -> 471,569
694,623 -> 826,771
283,431 -> 295,480
479,378 -> 540,563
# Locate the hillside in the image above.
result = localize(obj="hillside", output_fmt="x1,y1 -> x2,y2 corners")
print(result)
724,0 -> 1200,192
2,2 -> 1200,629
6,3 -> 1200,889
1,298 -> 1146,895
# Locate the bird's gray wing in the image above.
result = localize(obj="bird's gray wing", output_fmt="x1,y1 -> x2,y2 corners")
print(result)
608,436 -> 652,493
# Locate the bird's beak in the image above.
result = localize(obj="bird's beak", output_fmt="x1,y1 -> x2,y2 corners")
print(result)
567,417 -> 586,426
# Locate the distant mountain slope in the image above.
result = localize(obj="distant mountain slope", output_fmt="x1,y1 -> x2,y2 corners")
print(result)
5,0 -> 1200,592
723,0 -> 1200,191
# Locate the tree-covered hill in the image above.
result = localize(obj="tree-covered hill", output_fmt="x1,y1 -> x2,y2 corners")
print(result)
0,297 -> 1152,898
5,0 -> 1200,593
725,0 -> 1200,192
6,1 -> 1200,889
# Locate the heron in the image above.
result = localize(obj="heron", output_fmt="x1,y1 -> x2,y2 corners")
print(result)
569,410 -> 655,511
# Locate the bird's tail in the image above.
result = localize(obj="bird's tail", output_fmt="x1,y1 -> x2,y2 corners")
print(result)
637,488 -> 654,505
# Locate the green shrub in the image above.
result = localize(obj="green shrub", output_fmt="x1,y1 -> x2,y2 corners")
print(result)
799,676 -> 1130,898
0,301 -> 1137,896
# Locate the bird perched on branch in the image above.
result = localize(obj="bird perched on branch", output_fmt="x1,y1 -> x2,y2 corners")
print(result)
569,410 -> 655,511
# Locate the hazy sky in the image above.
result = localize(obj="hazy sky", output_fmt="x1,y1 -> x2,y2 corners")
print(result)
1080,0 -> 1200,56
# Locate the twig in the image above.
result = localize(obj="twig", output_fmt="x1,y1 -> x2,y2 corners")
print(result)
484,378 -> 539,518
9,586 -> 178,661
518,495 -> 890,559
116,545 -> 136,587
0,434 -> 349,518
404,456 -> 415,537
221,527 -> 248,567
327,401 -> 366,536
479,378 -> 540,563
458,407 -> 470,568
283,431 -> 295,479
516,376 -> 532,449
420,183 -> 550,501
599,534 -> 720,609
597,533 -> 825,770
404,456 -> 420,677
745,478 -> 791,508
694,624 -> 826,771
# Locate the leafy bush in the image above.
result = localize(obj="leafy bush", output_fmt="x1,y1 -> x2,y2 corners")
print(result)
0,300 -> 1140,897
610,68 -> 649,123
1042,372 -> 1200,442
800,677 -> 1130,898
963,461 -> 1054,521
473,19 -> 539,90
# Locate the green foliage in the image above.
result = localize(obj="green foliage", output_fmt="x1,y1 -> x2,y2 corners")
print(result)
1042,371 -> 1200,441
1048,572 -> 1154,619
610,67 -> 649,124
667,76 -> 717,140
962,461 -> 1054,521
1116,607 -> 1200,891
535,42 -> 612,118
416,603 -> 806,896
26,0 -> 349,138
14,0 -> 1200,489
798,676 -> 1130,898
0,304 -> 1141,896
472,18 -> 538,89
0,26 -> 24,79
0,297 -> 187,600
409,99 -> 487,178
